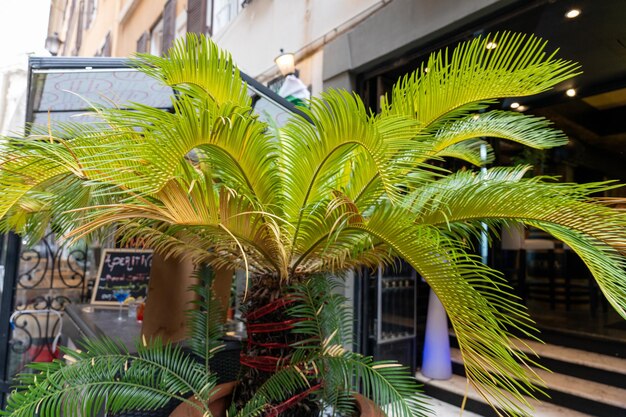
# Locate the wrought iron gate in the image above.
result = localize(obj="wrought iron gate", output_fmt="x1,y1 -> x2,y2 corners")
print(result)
0,232 -> 89,406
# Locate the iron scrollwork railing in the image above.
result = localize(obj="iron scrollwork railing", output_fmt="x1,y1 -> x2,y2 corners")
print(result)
8,232 -> 89,376
9,309 -> 63,362
17,233 -> 88,292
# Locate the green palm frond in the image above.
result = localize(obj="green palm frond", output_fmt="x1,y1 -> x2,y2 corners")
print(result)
428,110 -> 568,153
0,138 -> 79,222
288,275 -> 352,353
279,90 -> 421,242
91,95 -> 281,207
134,32 -> 250,109
231,366 -> 313,417
433,138 -> 494,166
319,353 -> 428,417
356,206 -> 543,416
382,32 -> 580,128
186,265 -> 227,369
406,167 -> 626,318
425,110 -> 567,166
4,337 -> 215,417
402,165 -> 527,214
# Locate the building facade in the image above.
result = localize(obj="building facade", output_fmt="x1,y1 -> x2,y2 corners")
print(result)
47,0 -> 188,58
0,61 -> 28,136
45,0 -> 626,352
46,0 -> 393,96
38,1 -> 626,413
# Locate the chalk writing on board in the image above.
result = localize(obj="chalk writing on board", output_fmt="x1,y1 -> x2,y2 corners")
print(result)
91,249 -> 153,304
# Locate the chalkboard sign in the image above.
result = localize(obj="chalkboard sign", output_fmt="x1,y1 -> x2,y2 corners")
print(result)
91,249 -> 153,305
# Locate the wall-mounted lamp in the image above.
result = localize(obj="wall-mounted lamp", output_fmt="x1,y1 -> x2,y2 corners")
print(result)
45,32 -> 63,56
275,49 -> 296,76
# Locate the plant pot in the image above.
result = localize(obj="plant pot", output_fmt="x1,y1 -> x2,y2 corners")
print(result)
353,393 -> 385,417
169,383 -> 384,417
169,381 -> 237,417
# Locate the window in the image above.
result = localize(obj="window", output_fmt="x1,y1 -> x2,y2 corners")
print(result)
138,1 -> 175,56
136,31 -> 149,53
188,0 -> 210,34
150,18 -> 164,56
85,0 -> 98,29
162,0 -> 177,53
212,0 -> 242,34
96,32 -> 112,56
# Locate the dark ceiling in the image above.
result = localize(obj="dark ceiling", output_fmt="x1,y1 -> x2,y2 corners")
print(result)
361,0 -> 626,180
489,0 -> 626,177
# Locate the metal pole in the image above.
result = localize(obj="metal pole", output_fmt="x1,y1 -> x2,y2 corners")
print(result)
480,143 -> 489,264
0,232 -> 21,406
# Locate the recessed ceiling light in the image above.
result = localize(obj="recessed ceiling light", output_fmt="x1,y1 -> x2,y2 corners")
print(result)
486,41 -> 497,50
566,88 -> 577,97
517,105 -> 528,112
510,102 -> 520,109
424,67 -> 429,73
565,8 -> 581,19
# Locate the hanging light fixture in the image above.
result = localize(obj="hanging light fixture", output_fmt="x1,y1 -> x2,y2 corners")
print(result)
275,49 -> 296,76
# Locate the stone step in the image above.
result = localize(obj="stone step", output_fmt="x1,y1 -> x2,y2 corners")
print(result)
511,336 -> 626,389
417,372 -> 596,417
511,337 -> 626,375
450,331 -> 626,389
449,347 -> 626,416
533,325 -> 626,359
426,396 -> 483,417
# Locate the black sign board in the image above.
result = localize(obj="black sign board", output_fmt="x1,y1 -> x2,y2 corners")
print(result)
91,249 -> 153,305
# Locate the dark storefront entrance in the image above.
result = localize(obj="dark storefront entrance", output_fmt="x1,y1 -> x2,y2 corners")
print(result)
353,0 -> 626,364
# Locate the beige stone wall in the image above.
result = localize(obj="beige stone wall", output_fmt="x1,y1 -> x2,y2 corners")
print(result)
116,0 -> 166,57
79,0 -> 121,56
47,0 -> 382,96
292,49 -> 324,98
213,0 -> 388,94
48,0 -> 189,57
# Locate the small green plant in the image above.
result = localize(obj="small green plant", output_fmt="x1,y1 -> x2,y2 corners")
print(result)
4,270 -> 224,417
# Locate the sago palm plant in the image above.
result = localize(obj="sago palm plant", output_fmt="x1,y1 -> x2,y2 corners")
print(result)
1,33 -> 625,416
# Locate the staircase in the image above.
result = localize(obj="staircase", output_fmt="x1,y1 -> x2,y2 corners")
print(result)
417,336 -> 626,416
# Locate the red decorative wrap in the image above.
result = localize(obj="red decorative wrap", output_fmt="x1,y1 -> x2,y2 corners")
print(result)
239,354 -> 284,372
248,340 -> 291,349
246,318 -> 307,334
265,383 -> 323,417
244,296 -> 297,321
240,296 -> 321,415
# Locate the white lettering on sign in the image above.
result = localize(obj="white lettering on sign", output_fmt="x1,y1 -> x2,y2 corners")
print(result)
103,253 -> 153,271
